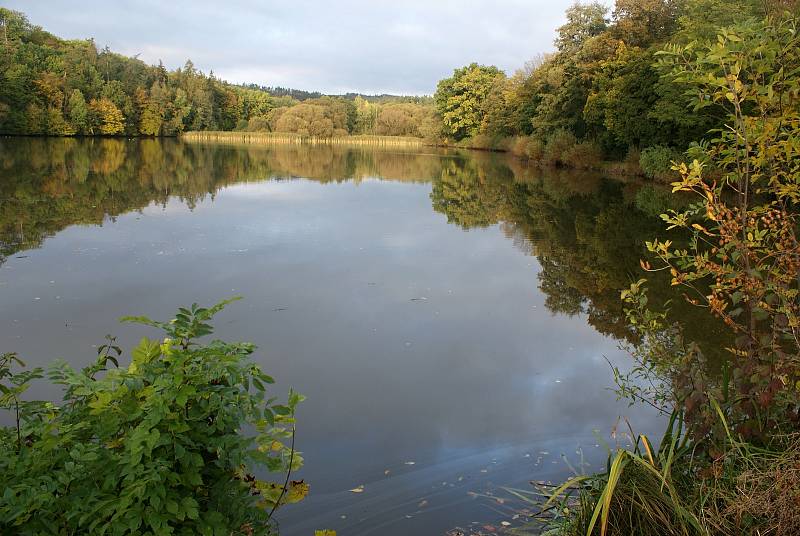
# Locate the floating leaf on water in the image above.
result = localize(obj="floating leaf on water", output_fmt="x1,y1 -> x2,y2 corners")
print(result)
348,485 -> 364,493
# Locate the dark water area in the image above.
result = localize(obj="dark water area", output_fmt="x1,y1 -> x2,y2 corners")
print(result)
0,138 -> 724,534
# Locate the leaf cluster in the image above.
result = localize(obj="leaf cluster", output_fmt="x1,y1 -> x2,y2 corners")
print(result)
0,299 -> 305,535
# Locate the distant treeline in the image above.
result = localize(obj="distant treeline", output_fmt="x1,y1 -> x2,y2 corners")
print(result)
241,84 -> 432,105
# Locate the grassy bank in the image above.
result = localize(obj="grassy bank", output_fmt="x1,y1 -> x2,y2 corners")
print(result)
181,131 -> 426,148
182,130 -> 663,180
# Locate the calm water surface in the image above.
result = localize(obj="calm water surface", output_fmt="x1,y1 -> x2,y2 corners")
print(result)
0,138 -> 699,534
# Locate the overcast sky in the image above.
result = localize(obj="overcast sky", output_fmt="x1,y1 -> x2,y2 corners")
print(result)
7,0 -> 582,95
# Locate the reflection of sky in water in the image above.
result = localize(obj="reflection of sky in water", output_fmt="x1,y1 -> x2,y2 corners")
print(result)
0,178 -> 661,535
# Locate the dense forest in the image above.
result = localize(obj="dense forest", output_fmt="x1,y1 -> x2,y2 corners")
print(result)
434,0 -> 800,172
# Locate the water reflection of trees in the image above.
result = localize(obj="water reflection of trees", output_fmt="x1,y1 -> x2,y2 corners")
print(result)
1,138 -> 723,351
428,152 -> 728,357
0,138 -> 440,264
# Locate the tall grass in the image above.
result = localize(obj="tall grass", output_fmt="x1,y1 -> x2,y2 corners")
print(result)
548,411 -> 703,536
181,131 -> 426,148
532,405 -> 800,536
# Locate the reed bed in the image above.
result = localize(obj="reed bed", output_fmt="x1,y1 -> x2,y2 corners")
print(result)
181,131 -> 426,148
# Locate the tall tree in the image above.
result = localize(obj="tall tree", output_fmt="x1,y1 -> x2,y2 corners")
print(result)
67,89 -> 88,134
88,97 -> 124,135
435,63 -> 505,141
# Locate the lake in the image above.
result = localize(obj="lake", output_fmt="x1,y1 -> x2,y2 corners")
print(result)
0,138 -> 720,535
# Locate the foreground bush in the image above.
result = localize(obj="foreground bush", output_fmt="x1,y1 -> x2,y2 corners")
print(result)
0,298 -> 305,535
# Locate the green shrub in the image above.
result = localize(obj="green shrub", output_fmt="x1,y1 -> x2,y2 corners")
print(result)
0,299 -> 305,535
524,137 -> 547,161
457,134 -> 507,151
639,145 -> 681,180
511,136 -> 546,161
543,129 -> 577,166
563,140 -> 604,169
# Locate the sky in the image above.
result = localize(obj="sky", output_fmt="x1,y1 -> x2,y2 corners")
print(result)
6,0 -> 580,95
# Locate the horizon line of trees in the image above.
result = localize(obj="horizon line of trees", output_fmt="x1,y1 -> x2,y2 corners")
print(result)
0,8 -> 436,139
